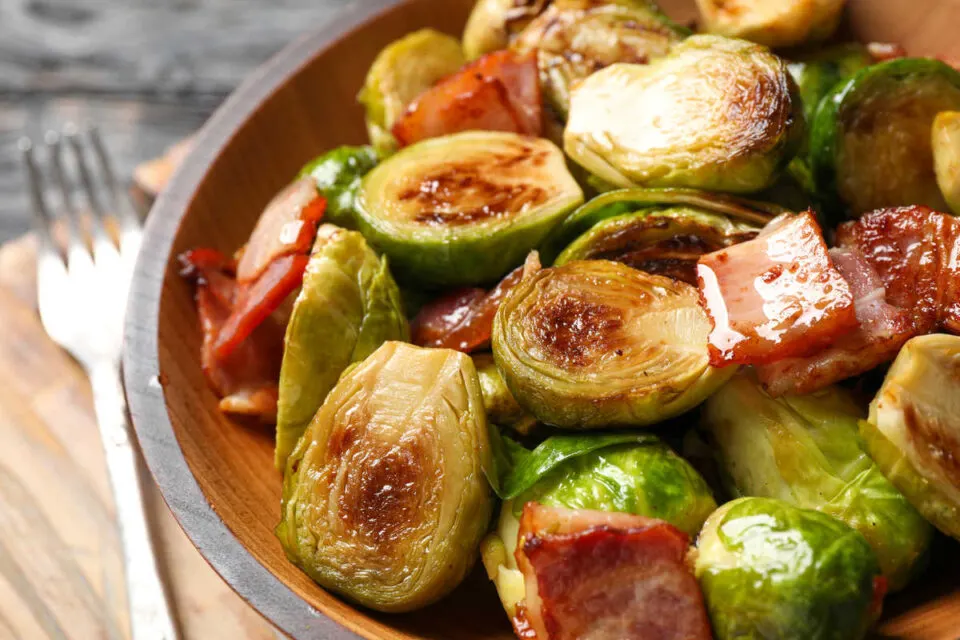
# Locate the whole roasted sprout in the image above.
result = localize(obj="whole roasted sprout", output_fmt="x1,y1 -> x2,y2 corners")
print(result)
274,225 -> 408,469
298,146 -> 379,228
512,0 -> 686,116
933,111 -> 960,213
696,0 -> 845,49
355,131 -> 583,286
863,334 -> 960,541
564,35 -> 804,193
696,497 -> 883,640
492,259 -> 735,429
481,432 -> 717,617
359,29 -> 465,153
810,58 -> 960,217
277,342 -> 493,612
473,354 -> 537,435
702,371 -> 932,591
554,206 -> 759,284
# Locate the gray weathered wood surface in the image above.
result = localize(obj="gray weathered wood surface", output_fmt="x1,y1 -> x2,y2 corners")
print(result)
0,0 -> 351,243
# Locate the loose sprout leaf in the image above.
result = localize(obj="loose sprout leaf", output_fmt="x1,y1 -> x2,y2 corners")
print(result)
298,145 -> 379,228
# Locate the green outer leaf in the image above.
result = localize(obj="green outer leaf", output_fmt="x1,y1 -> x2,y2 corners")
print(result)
787,44 -> 873,125
539,187 -> 783,264
501,432 -> 657,499
299,146 -> 379,228
809,57 -> 960,220
351,256 -> 409,362
696,497 -> 880,640
485,425 -> 531,498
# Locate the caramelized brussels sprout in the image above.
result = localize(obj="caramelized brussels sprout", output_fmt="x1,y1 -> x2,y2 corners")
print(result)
275,225 -> 408,468
540,186 -> 781,264
933,111 -> 960,213
277,342 -> 493,612
492,259 -> 734,429
473,353 -> 537,435
863,334 -> 960,541
298,146 -> 379,228
554,206 -> 759,284
695,0 -> 845,49
481,432 -> 716,617
564,35 -> 804,193
702,371 -> 932,591
696,497 -> 883,640
512,0 -> 686,115
359,29 -> 465,153
462,0 -> 546,60
810,58 -> 960,217
355,131 -> 583,286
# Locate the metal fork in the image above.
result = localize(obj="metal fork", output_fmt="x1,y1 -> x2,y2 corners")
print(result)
21,126 -> 180,640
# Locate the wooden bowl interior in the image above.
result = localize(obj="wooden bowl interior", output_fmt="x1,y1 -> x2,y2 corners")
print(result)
150,0 -> 960,638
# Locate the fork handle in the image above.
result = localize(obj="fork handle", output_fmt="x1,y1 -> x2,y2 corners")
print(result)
89,363 -> 181,640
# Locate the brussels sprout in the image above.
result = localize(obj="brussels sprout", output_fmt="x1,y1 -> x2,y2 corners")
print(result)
355,131 -> 584,286
695,497 -> 882,640
933,111 -> 960,213
359,29 -> 465,153
564,35 -> 804,193
810,58 -> 960,217
481,432 -> 716,617
274,225 -> 408,469
863,334 -> 960,541
554,206 -> 759,284
298,146 -> 379,228
787,44 -> 873,124
277,341 -> 493,612
540,186 -> 781,264
701,371 -> 932,591
462,0 -> 545,60
473,354 -> 537,435
492,259 -> 735,429
512,0 -> 686,116
695,0 -> 844,49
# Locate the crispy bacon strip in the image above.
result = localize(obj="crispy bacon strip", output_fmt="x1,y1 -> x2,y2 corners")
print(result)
181,249 -> 283,421
236,178 -> 326,284
411,264 -> 525,352
836,205 -> 960,334
392,49 -> 542,147
697,211 -> 857,367
756,247 -> 916,396
513,504 -> 712,640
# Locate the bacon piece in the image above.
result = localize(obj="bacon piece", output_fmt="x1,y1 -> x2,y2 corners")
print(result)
757,248 -> 916,396
411,264 -> 525,352
697,211 -> 857,367
392,50 -> 542,147
513,504 -> 712,640
182,249 -> 283,421
836,205 -> 960,334
235,178 -> 326,284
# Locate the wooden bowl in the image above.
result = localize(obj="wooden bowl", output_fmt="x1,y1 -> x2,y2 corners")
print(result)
123,1 -> 960,638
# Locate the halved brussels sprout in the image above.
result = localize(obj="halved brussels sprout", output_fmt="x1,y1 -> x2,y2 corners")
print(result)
462,0 -> 546,60
481,432 -> 716,617
564,35 -> 804,193
787,44 -> 873,124
355,131 -> 584,286
554,206 -> 759,284
695,0 -> 844,49
863,334 -> 960,541
540,186 -> 781,264
512,0 -> 686,116
473,353 -> 537,435
275,225 -> 408,468
492,259 -> 735,428
810,58 -> 960,217
358,29 -> 465,153
701,371 -> 932,591
933,111 -> 960,213
696,497 -> 883,640
277,341 -> 493,612
298,146 -> 379,228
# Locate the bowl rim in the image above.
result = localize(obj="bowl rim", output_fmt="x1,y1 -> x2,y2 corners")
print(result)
122,2 -> 411,638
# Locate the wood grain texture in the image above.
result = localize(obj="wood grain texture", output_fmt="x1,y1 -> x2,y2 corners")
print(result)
0,234 -> 278,639
121,0 -> 960,639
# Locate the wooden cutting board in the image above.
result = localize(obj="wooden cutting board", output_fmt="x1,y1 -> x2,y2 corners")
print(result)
0,233 -> 277,639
